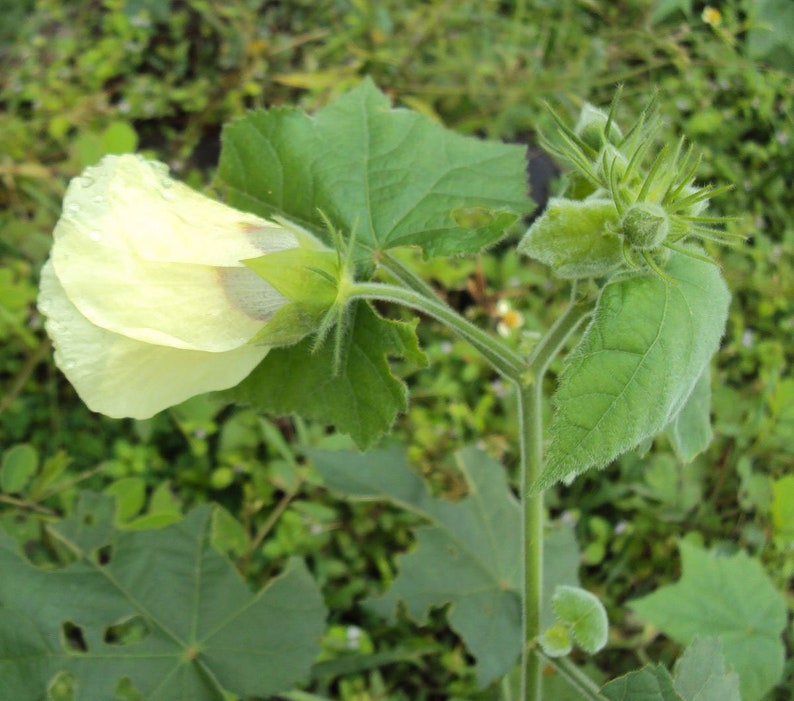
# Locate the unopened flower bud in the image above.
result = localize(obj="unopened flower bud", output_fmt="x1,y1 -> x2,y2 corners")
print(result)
575,103 -> 623,152
621,202 -> 670,250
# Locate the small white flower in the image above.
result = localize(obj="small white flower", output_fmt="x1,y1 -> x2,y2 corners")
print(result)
38,154 -> 298,419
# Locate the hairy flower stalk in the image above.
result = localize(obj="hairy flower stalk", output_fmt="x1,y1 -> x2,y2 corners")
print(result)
38,154 -> 304,418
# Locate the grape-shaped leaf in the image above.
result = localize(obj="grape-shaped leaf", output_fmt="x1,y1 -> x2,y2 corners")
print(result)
630,541 -> 787,701
536,251 -> 730,491
0,493 -> 326,700
216,80 -> 531,448
218,79 -> 534,262
311,446 -> 579,687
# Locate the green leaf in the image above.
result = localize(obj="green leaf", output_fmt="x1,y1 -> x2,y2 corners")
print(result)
673,637 -> 740,701
665,367 -> 713,463
651,0 -> 692,24
601,637 -> 740,701
228,302 -> 426,449
311,445 -> 579,687
217,78 -> 533,262
550,585 -> 608,654
540,621 -> 573,658
105,477 -> 147,524
1,443 -> 38,494
536,252 -> 730,491
0,494 -> 326,699
602,664 -> 682,701
747,0 -> 794,71
518,198 -> 623,279
770,474 -> 794,540
630,541 -> 787,701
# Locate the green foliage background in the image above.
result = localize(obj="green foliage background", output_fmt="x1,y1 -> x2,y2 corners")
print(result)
1,0 -> 792,698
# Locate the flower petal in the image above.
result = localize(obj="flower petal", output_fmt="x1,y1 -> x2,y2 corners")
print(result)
51,235 -> 283,351
50,155 -> 294,351
39,262 -> 268,419
57,154 -> 296,265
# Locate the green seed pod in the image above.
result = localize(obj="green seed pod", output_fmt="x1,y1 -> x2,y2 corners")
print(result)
574,103 -> 623,152
621,202 -> 670,250
518,198 -> 623,279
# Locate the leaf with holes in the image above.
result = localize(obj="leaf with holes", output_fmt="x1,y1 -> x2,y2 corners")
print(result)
0,492 -> 325,700
311,445 -> 579,687
217,78 -> 533,263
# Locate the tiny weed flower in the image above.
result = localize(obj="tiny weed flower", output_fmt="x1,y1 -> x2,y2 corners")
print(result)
38,154 -> 305,418
495,299 -> 524,337
702,6 -> 722,27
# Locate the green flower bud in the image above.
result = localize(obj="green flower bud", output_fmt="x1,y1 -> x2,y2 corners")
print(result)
574,103 -> 623,152
621,202 -> 670,250
519,198 -> 623,279
37,154 -> 309,419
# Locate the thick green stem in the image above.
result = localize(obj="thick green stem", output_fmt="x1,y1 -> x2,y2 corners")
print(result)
348,275 -> 593,701
346,281 -> 525,379
519,283 -> 593,701
526,282 -> 593,377
519,380 -> 544,700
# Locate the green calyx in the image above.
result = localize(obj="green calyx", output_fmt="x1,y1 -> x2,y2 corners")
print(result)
621,202 -> 670,250
245,239 -> 349,347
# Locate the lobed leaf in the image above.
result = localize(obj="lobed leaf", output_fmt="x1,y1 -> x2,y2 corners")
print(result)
673,637 -> 741,701
601,637 -> 740,701
217,78 -> 534,262
226,302 -> 426,449
602,664 -> 682,701
0,493 -> 326,700
630,541 -> 787,701
311,446 -> 580,687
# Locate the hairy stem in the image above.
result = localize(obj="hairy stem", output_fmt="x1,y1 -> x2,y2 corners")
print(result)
519,282 -> 592,700
519,380 -> 544,700
526,281 -> 593,378
346,281 -> 525,378
379,251 -> 446,302
348,275 -> 592,701
539,653 -> 608,700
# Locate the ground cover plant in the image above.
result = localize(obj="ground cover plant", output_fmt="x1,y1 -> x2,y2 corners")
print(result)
1,1 -> 792,699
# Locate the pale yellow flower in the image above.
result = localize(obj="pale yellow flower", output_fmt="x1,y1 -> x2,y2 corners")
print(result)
38,154 -> 297,418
